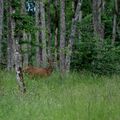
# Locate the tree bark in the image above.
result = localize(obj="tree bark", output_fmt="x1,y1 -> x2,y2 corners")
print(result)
14,1 -> 26,93
0,0 -> 3,63
40,1 -> 47,67
46,0 -> 52,59
60,0 -> 66,74
22,32 -> 29,67
28,33 -> 32,65
36,1 -> 41,67
112,0 -> 118,45
92,0 -> 104,42
78,0 -> 82,43
54,28 -> 59,70
21,0 -> 28,67
14,38 -> 26,93
7,1 -> 15,70
54,0 -> 59,70
66,0 -> 82,72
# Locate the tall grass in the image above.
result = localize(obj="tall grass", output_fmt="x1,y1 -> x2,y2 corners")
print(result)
0,71 -> 120,120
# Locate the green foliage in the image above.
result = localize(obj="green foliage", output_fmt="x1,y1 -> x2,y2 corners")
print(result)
81,0 -> 92,17
71,40 -> 120,74
71,10 -> 120,75
92,45 -> 120,74
1,0 -> 120,74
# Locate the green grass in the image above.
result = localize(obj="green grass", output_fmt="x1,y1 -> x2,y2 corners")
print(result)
0,70 -> 120,120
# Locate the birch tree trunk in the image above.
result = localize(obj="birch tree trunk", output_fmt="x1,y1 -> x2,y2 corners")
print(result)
36,1 -> 41,67
112,0 -> 118,45
7,1 -> 15,70
22,0 -> 28,67
60,0 -> 66,73
78,0 -> 82,41
46,0 -> 52,59
66,0 -> 82,72
54,0 -> 59,70
28,33 -> 32,65
92,0 -> 104,43
23,32 -> 29,67
14,38 -> 26,93
14,1 -> 26,93
40,1 -> 47,67
0,0 -> 3,63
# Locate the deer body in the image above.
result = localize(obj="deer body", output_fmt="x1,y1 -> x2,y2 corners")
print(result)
23,66 -> 53,77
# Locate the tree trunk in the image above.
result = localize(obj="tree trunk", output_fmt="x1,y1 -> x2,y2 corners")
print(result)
60,0 -> 66,74
54,28 -> 59,70
54,0 -> 59,70
78,0 -> 82,43
14,1 -> 26,93
66,0 -> 82,72
36,1 -> 41,67
46,0 -> 52,59
22,32 -> 29,67
112,0 -> 118,45
21,0 -> 28,67
7,1 -> 15,70
92,0 -> 104,42
14,38 -> 26,93
40,1 -> 47,67
28,33 -> 32,65
0,0 -> 3,63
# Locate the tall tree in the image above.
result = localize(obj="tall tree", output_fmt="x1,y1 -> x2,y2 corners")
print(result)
7,1 -> 15,70
40,1 -> 47,67
78,0 -> 83,40
14,39 -> 26,93
22,0 -> 29,67
92,0 -> 104,42
60,0 -> 66,73
112,0 -> 118,45
36,1 -> 41,67
66,0 -> 82,72
22,32 -> 29,67
46,0 -> 52,59
13,0 -> 26,93
54,0 -> 59,70
0,0 -> 3,63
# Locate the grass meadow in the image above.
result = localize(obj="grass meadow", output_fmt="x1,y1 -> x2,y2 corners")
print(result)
0,70 -> 120,120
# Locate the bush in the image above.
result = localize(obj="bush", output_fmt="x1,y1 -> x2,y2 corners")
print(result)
71,40 -> 120,75
71,13 -> 120,75
91,45 -> 120,74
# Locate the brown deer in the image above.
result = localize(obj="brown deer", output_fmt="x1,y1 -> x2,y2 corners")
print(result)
23,60 -> 53,77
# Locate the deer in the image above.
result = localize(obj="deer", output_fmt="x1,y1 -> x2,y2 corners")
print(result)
23,59 -> 53,77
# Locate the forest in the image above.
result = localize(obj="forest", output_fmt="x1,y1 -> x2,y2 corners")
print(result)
0,0 -> 120,119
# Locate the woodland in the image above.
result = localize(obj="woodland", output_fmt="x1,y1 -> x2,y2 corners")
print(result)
0,0 -> 120,119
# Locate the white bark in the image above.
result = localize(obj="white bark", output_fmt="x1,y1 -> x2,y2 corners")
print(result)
78,0 -> 83,42
14,0 -> 26,93
60,0 -> 66,73
7,3 -> 15,70
66,0 -> 82,72
46,0 -> 52,59
112,0 -> 118,45
54,0 -> 59,70
54,28 -> 59,70
23,32 -> 28,67
22,0 -> 28,67
40,1 -> 47,67
14,39 -> 26,93
36,1 -> 40,67
92,0 -> 104,42
28,33 -> 32,65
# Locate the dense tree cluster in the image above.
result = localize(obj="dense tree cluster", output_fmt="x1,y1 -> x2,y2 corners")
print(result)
0,0 -> 120,76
